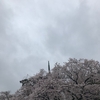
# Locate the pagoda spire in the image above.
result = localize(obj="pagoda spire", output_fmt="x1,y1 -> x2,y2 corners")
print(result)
48,61 -> 50,74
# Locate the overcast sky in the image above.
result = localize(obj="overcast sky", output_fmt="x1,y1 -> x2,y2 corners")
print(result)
0,0 -> 100,93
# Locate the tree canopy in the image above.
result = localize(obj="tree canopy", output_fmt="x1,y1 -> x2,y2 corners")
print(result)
0,58 -> 100,100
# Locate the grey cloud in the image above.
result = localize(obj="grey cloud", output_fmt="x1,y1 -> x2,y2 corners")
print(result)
44,0 -> 100,61
0,1 -> 22,93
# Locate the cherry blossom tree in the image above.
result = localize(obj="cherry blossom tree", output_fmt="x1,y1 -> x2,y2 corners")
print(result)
1,58 -> 100,100
0,91 -> 12,100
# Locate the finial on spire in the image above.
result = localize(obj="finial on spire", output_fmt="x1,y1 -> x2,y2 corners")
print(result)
48,61 -> 50,74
